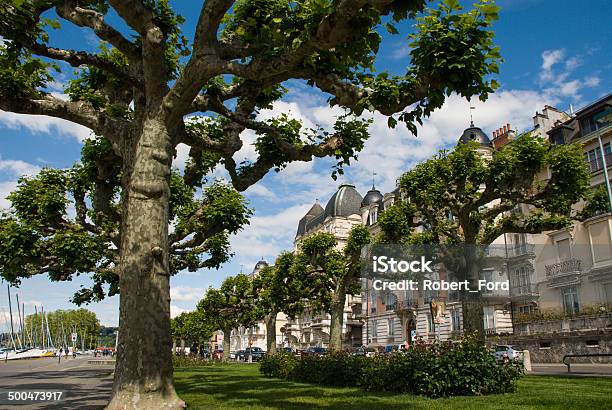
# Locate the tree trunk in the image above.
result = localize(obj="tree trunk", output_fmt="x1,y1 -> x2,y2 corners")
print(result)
461,245 -> 485,342
221,328 -> 231,363
329,286 -> 347,351
265,311 -> 277,354
107,118 -> 184,409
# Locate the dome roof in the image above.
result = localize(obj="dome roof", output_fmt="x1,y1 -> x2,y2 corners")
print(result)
324,184 -> 363,218
254,260 -> 269,271
458,125 -> 492,147
361,186 -> 383,207
296,202 -> 324,237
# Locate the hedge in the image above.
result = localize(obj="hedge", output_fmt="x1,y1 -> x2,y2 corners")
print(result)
259,338 -> 523,398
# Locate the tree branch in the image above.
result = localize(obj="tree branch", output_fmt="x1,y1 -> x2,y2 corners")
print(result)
107,0 -> 156,35
0,94 -> 127,145
29,42 -> 137,84
56,1 -> 140,62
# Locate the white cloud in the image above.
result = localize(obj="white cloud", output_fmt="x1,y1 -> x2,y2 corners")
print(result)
540,49 -> 564,82
170,286 -> 207,302
170,304 -> 187,318
0,181 -> 17,209
0,158 -> 41,177
537,50 -> 600,104
0,111 -> 92,142
584,76 -> 600,87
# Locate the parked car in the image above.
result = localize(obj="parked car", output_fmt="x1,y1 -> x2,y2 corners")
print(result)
236,350 -> 246,361
244,347 -> 265,361
384,344 -> 403,354
493,345 -> 523,362
212,349 -> 224,360
229,351 -> 237,360
304,347 -> 327,356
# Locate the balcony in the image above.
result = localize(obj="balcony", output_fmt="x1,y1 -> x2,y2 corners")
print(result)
510,283 -> 539,298
546,258 -> 581,277
586,152 -> 612,173
508,243 -> 536,258
545,258 -> 582,288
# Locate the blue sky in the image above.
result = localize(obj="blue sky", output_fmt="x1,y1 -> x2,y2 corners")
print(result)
0,0 -> 610,327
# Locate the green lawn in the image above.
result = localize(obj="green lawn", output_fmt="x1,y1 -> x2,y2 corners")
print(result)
174,363 -> 612,409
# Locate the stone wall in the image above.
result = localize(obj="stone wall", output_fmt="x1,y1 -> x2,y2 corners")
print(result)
499,313 -> 612,363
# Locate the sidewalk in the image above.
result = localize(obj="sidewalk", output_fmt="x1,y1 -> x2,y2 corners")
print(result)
530,363 -> 612,377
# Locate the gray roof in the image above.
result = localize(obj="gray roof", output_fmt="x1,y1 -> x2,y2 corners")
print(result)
324,184 -> 363,218
361,186 -> 383,207
458,125 -> 492,147
296,202 -> 324,237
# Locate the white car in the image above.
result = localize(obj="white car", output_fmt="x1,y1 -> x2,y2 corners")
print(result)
493,345 -> 523,362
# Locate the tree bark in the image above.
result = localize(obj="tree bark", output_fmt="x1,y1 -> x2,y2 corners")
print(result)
461,245 -> 485,342
265,311 -> 277,354
221,328 -> 231,363
328,286 -> 347,351
107,118 -> 184,409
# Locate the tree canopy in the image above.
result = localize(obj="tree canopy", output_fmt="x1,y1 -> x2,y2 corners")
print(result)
0,136 -> 252,303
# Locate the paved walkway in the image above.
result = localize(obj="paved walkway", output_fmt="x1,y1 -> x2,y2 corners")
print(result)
0,356 -> 113,409
530,363 -> 612,377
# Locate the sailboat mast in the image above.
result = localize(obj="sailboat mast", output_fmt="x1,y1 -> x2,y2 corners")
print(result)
7,285 -> 16,350
15,294 -> 23,347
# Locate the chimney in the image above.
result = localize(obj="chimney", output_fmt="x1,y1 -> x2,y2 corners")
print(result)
493,130 -> 497,138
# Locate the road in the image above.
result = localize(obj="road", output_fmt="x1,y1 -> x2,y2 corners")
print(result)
0,355 -> 113,409
531,362 -> 612,377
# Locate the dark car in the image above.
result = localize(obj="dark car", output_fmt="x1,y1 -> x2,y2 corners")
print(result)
305,347 -> 327,356
236,350 -> 246,361
244,347 -> 266,361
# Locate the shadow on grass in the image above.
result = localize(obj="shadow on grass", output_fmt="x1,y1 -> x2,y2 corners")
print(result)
174,365 -> 431,410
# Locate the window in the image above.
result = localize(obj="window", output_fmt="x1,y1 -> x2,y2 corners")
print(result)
388,319 -> 395,336
562,286 -> 580,315
451,309 -> 461,331
371,320 -> 378,338
584,143 -> 611,172
368,208 -> 378,225
513,266 -> 531,294
426,313 -> 434,334
483,306 -> 496,330
385,293 -> 397,311
579,111 -> 609,136
518,305 -> 535,314
556,238 -> 572,261
404,289 -> 413,306
370,291 -> 377,313
550,129 -> 565,145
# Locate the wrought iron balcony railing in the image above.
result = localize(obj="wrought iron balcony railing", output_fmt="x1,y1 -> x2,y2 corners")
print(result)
545,258 -> 582,278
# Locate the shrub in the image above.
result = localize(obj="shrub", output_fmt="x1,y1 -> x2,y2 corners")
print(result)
360,337 -> 523,397
288,351 -> 365,387
259,352 -> 298,378
261,337 -> 523,398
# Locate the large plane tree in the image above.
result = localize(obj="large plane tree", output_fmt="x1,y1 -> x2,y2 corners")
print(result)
0,0 -> 501,407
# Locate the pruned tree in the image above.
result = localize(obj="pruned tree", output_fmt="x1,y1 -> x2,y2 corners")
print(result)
252,251 -> 308,354
198,273 -> 257,362
0,0 -> 501,406
170,310 -> 212,354
378,134 -> 590,338
292,225 -> 370,350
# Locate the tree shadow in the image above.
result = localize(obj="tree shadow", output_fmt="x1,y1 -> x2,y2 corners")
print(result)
174,366 -> 431,409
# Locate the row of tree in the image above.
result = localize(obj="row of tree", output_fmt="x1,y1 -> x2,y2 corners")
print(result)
24,308 -> 100,349
177,133 -> 605,352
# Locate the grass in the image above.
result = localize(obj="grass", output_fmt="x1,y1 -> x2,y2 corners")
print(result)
174,363 -> 612,409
